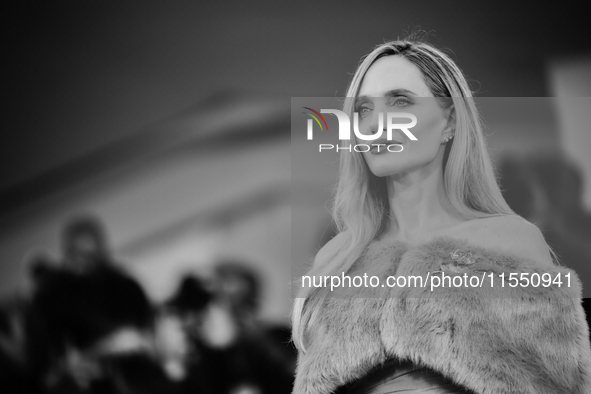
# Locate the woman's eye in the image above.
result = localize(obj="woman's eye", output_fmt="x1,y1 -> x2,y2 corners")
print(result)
358,107 -> 372,115
391,98 -> 410,107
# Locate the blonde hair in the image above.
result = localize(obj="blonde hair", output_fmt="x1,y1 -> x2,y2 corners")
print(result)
292,39 -> 518,352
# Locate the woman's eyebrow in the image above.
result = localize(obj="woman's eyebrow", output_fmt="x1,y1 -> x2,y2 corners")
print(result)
384,88 -> 417,97
356,88 -> 417,103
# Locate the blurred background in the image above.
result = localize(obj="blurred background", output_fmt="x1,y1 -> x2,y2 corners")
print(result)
2,1 -> 591,393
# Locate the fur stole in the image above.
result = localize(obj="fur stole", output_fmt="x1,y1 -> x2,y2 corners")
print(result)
294,235 -> 591,394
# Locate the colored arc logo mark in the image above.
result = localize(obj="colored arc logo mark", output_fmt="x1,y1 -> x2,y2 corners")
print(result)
302,107 -> 329,131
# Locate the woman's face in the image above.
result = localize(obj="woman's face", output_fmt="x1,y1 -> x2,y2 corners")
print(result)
355,55 -> 453,178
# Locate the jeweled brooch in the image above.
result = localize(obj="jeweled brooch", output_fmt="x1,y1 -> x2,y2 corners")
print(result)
438,250 -> 476,273
450,250 -> 476,265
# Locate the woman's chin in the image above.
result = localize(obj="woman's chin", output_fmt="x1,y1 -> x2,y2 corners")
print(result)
368,165 -> 404,178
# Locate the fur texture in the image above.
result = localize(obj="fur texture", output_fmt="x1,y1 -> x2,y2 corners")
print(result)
294,235 -> 591,394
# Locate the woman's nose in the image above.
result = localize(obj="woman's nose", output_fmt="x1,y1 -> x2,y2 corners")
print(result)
367,112 -> 384,136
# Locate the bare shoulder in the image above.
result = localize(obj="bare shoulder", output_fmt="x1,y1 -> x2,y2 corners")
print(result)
312,231 -> 350,268
459,215 -> 555,267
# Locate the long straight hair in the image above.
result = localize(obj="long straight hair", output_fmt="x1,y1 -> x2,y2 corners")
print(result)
292,39 -> 517,353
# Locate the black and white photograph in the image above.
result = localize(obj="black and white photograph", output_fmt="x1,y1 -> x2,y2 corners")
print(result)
3,1 -> 591,393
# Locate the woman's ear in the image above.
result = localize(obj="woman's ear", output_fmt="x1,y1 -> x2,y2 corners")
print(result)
445,104 -> 456,131
441,104 -> 456,144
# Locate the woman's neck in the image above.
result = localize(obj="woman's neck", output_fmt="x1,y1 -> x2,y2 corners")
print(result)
385,165 -> 464,243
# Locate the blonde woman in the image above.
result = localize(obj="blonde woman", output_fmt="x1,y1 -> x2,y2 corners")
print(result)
292,40 -> 591,394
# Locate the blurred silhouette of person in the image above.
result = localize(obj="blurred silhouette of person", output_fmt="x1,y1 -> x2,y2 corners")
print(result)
213,262 -> 297,369
0,297 -> 39,394
160,274 -> 215,393
169,264 -> 295,394
60,214 -> 112,273
210,262 -> 295,394
25,214 -> 163,393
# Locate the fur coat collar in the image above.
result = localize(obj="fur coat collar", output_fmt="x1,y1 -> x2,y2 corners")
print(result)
294,235 -> 591,394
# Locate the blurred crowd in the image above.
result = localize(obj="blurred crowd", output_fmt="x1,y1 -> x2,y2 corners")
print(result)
0,216 -> 296,394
